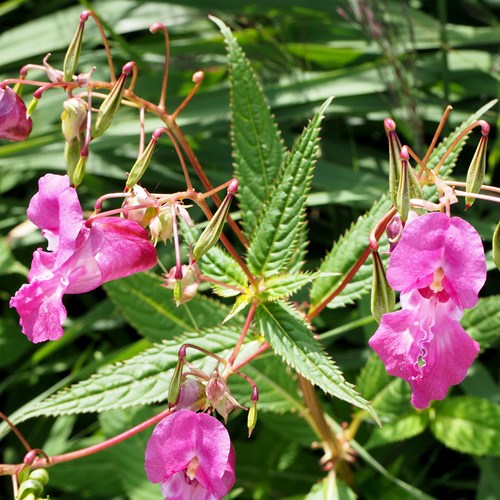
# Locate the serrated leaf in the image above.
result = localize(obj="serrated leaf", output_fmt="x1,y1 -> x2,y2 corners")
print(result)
256,301 -> 377,419
103,272 -> 230,342
431,396 -> 500,456
181,221 -> 248,297
310,196 -> 392,310
258,271 -> 318,302
247,97 -> 332,277
462,296 -> 500,351
222,294 -> 251,324
211,16 -> 286,235
9,328 -> 242,424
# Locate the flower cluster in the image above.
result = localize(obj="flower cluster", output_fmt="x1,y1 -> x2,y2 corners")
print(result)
369,212 -> 487,409
10,174 -> 157,343
145,410 -> 235,500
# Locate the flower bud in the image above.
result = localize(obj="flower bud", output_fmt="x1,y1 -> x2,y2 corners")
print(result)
61,96 -> 87,143
192,180 -> 238,261
206,373 -> 227,407
493,220 -> 500,271
0,86 -> 33,142
124,185 -> 156,227
176,378 -> 207,411
93,63 -> 133,138
43,53 -> 64,83
63,14 -> 87,82
465,121 -> 489,209
370,249 -> 395,323
386,213 -> 403,252
163,264 -> 200,305
149,208 -> 173,244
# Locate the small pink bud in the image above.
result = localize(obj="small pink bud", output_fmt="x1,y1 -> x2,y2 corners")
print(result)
192,70 -> 204,84
228,179 -> 239,195
384,117 -> 396,133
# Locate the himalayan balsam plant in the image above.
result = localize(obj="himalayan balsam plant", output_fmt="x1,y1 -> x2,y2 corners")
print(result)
0,10 -> 499,500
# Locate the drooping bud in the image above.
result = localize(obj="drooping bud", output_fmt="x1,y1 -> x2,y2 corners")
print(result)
206,371 -> 227,407
465,121 -> 490,209
62,11 -> 89,82
396,146 -> 411,222
386,213 -> 403,252
167,356 -> 184,407
126,128 -> 163,189
16,468 -> 49,500
163,264 -> 200,305
0,86 -> 33,141
370,250 -> 395,324
123,185 -> 156,227
247,386 -> 259,437
93,62 -> 133,138
176,377 -> 207,411
192,179 -> 238,261
493,220 -> 500,271
61,96 -> 87,143
149,207 -> 174,244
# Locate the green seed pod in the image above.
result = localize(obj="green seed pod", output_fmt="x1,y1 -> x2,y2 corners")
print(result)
125,129 -> 162,189
63,12 -> 88,82
247,401 -> 258,437
193,180 -> 238,261
168,357 -> 184,407
93,63 -> 133,139
396,146 -> 411,222
493,220 -> 500,271
465,121 -> 490,209
70,155 -> 87,188
371,250 -> 395,324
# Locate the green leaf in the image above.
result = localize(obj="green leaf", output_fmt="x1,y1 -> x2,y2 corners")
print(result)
356,352 -> 392,402
211,16 -> 286,235
431,396 -> 500,456
247,97 -> 332,277
11,328 -> 242,424
462,296 -> 500,351
258,271 -> 318,302
104,272 -> 230,342
0,237 -> 28,275
256,301 -> 376,419
310,196 -> 392,310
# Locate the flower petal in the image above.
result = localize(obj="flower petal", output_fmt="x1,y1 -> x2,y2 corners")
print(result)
89,217 -> 157,282
10,251 -> 68,343
370,292 -> 479,409
0,86 -> 33,142
27,174 -> 83,261
387,212 -> 486,308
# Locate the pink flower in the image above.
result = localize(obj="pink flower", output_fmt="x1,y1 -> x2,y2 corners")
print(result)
0,86 -> 33,141
145,410 -> 235,500
10,174 -> 157,343
369,212 -> 486,409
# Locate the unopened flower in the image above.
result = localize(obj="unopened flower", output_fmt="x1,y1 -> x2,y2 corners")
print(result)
145,410 -> 235,500
10,174 -> 157,343
0,86 -> 33,141
163,264 -> 200,305
61,96 -> 87,143
369,212 -> 486,409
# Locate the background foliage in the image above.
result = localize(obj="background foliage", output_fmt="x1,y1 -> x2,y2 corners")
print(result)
1,0 -> 499,498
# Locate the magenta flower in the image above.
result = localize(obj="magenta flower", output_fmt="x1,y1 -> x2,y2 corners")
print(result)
369,212 -> 486,409
0,86 -> 33,141
145,410 -> 235,500
10,174 -> 157,343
